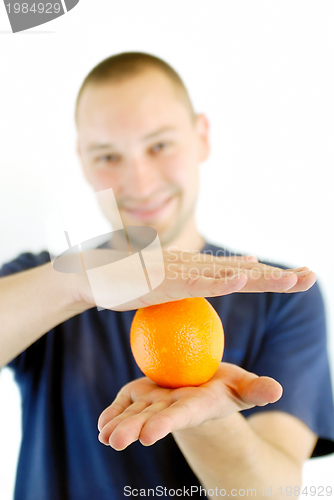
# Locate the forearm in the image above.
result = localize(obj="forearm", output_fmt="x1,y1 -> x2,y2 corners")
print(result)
0,263 -> 91,367
173,412 -> 301,500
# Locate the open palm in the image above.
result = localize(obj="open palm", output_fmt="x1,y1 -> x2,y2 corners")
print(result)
97,363 -> 282,451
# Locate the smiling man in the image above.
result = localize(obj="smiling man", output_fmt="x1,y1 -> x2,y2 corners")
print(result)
76,56 -> 207,251
1,52 -> 334,500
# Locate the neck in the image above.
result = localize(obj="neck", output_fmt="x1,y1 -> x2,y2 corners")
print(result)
162,216 -> 206,253
108,216 -> 206,254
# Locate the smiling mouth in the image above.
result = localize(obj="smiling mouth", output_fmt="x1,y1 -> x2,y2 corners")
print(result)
121,196 -> 175,220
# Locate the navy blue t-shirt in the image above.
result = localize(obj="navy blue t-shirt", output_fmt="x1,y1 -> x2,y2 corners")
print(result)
1,242 -> 334,500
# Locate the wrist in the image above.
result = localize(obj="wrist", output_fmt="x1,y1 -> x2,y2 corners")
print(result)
45,262 -> 94,313
70,269 -> 94,308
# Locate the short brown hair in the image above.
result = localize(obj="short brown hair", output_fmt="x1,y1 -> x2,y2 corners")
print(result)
75,52 -> 195,123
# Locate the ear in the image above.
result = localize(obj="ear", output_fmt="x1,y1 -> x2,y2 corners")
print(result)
195,113 -> 210,163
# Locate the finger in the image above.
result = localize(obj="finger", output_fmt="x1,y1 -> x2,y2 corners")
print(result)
98,378 -> 160,431
233,266 -> 316,293
98,384 -> 173,444
224,365 -> 283,407
98,400 -> 151,446
107,400 -> 171,450
237,269 -> 298,293
166,261 -> 312,293
165,254 -> 315,293
216,363 -> 282,408
166,261 -> 262,278
98,393 -> 133,432
161,272 -> 248,301
175,267 -> 297,293
283,269 -> 316,293
177,262 -> 294,279
166,257 -> 265,274
240,376 -> 283,406
238,255 -> 259,262
139,397 -> 211,446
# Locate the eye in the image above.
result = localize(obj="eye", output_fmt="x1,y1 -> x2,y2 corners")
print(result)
151,142 -> 168,154
97,154 -> 120,164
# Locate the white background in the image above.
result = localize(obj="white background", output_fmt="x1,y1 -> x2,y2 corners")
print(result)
0,1 -> 334,498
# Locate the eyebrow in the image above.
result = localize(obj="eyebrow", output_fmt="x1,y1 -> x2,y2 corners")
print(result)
142,126 -> 176,140
87,143 -> 114,152
86,126 -> 177,152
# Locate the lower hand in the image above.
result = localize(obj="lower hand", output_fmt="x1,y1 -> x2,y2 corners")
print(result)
97,363 -> 282,451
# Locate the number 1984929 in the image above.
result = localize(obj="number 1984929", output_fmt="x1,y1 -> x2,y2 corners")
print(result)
6,3 -> 61,14
279,486 -> 332,496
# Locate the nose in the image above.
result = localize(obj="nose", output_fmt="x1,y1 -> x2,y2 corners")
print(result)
122,157 -> 161,198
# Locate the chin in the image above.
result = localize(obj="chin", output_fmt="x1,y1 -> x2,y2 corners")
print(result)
128,219 -> 169,236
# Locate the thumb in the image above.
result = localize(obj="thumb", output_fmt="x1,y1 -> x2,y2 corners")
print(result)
240,375 -> 283,407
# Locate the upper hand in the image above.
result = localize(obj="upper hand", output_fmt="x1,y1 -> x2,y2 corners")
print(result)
72,249 -> 316,311
97,362 -> 282,451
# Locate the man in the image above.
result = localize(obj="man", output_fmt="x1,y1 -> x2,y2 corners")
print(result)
0,52 -> 333,500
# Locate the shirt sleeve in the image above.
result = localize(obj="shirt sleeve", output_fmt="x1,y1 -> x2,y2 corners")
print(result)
0,251 -> 51,277
0,251 -> 51,371
242,281 -> 334,457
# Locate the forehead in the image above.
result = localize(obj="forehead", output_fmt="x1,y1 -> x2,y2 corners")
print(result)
76,69 -> 192,139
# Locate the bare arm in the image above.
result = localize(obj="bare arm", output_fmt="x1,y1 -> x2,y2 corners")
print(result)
173,411 -> 317,500
0,263 -> 91,367
0,249 -> 315,368
98,364 -> 317,500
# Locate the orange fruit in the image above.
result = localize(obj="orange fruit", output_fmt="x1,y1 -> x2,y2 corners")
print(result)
130,297 -> 224,388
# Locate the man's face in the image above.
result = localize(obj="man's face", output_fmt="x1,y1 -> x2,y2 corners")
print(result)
76,68 -> 209,246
